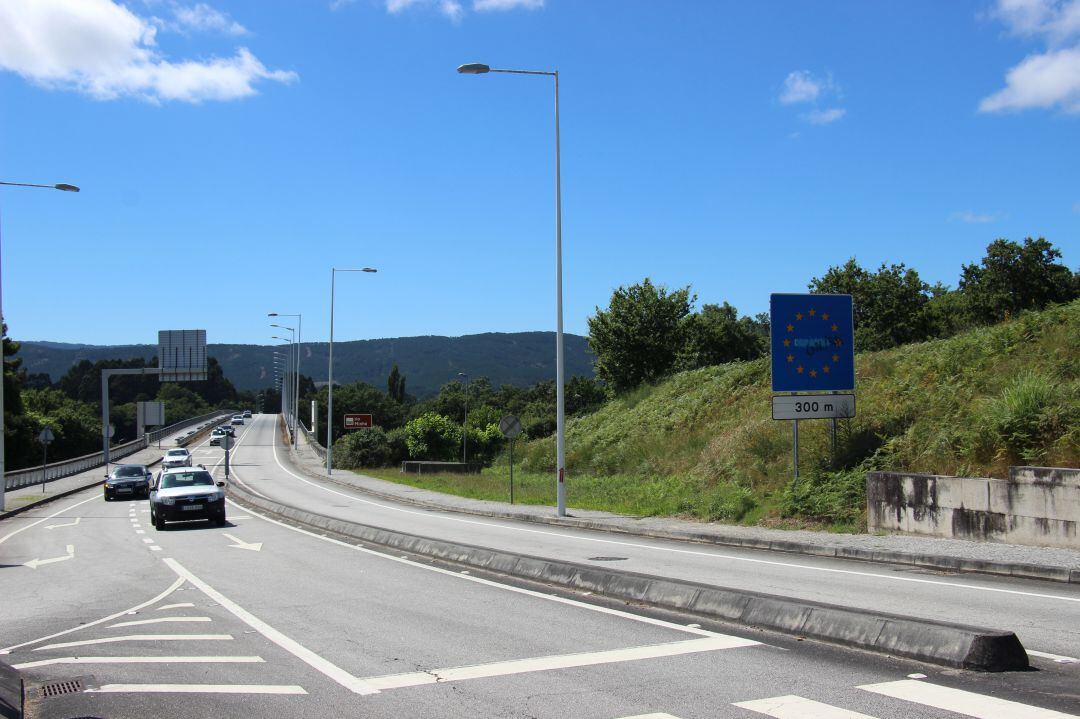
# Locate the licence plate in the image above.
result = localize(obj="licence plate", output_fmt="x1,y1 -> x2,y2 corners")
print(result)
182,504 -> 203,511
118,488 -> 132,493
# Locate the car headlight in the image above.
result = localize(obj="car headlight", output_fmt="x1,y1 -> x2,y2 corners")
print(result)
160,496 -> 176,505
215,490 -> 225,501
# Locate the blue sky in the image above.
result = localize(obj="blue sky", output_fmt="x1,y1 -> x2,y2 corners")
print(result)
1,0 -> 1077,347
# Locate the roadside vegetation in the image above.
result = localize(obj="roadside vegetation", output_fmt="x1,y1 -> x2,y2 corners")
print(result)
330,237 -> 1079,531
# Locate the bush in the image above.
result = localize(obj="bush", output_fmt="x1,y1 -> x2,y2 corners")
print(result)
980,373 -> 1077,464
781,466 -> 866,526
386,427 -> 409,465
404,412 -> 461,461
332,427 -> 392,468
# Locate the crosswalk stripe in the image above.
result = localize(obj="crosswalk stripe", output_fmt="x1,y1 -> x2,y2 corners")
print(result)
87,684 -> 306,695
734,695 -> 878,718
617,714 -> 683,719
11,656 -> 264,669
858,680 -> 1079,719
109,617 -> 212,628
35,635 -> 233,651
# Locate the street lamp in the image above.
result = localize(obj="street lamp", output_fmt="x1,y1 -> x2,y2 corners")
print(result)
271,323 -> 298,442
457,372 -> 469,464
0,179 -> 79,513
457,62 -> 568,516
327,267 -> 377,476
272,338 -> 293,435
269,312 -> 303,448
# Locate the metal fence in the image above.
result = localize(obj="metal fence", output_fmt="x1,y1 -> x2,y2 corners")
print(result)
4,410 -> 234,492
298,418 -> 327,461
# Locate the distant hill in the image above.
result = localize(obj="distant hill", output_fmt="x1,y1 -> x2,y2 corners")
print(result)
16,332 -> 595,398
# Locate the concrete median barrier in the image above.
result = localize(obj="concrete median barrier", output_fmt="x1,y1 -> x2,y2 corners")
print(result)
227,482 -> 1030,672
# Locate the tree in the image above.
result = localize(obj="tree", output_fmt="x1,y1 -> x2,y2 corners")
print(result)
809,259 -> 934,351
403,412 -> 461,461
315,381 -> 406,446
676,302 -> 766,370
3,322 -> 24,416
333,427 -> 392,468
587,279 -> 694,392
387,364 -> 407,403
959,238 -> 1079,324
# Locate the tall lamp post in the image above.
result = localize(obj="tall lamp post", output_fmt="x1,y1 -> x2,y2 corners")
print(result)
273,353 -> 287,428
327,267 -> 377,476
457,372 -> 469,464
270,312 -> 302,447
457,62 -> 568,516
271,324 -> 298,443
272,339 -> 293,438
0,180 -> 79,512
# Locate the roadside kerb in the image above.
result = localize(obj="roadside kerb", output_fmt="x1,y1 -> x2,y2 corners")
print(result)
0,416 -> 231,521
0,659 -> 20,719
226,481 -> 1030,672
282,444 -> 1080,585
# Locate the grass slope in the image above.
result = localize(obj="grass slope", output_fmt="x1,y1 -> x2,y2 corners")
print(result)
362,301 -> 1079,531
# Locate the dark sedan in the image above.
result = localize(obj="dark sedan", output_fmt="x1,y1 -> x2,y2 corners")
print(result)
104,464 -> 153,500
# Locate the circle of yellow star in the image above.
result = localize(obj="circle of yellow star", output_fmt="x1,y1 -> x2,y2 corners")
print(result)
808,309 -> 816,317
796,365 -> 804,374
831,324 -> 838,332
786,324 -> 794,332
787,354 -> 794,363
795,312 -> 803,321
809,369 -> 817,378
783,339 -> 791,347
832,353 -> 840,362
823,365 -> 830,374
822,313 -> 830,321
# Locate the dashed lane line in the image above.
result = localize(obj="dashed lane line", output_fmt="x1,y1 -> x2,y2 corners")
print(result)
859,680 -> 1080,718
735,695 -> 878,718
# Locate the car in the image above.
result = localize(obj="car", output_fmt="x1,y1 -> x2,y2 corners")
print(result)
242,410 -> 252,418
161,447 -> 192,469
231,415 -> 244,425
209,428 -> 225,446
149,466 -> 226,529
220,425 -> 236,437
104,464 -> 152,500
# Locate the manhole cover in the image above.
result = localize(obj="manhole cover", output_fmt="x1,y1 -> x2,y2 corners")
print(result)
587,556 -> 628,562
39,678 -> 84,697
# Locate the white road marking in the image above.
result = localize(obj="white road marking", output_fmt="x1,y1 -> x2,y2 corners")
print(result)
109,617 -> 212,628
222,533 -> 262,551
135,530 -> 145,534
23,544 -> 75,569
363,635 -> 756,691
227,501 -> 745,640
734,695 -> 879,718
0,494 -> 99,546
157,602 -> 195,611
617,715 -> 683,719
1,577 -> 185,653
87,684 -> 306,695
35,634 -> 233,651
263,418 -> 1080,606
858,680 -> 1079,718
142,538 -> 154,544
149,546 -> 162,551
162,557 -> 379,695
12,655 -> 263,669
44,517 -> 81,530
1027,650 -> 1078,664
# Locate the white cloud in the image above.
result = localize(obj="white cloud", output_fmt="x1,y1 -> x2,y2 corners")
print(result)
980,45 -> 1080,112
779,70 -> 824,104
171,3 -> 248,36
778,70 -> 846,125
441,0 -> 465,21
982,0 -> 1080,113
0,0 -> 295,103
950,210 -> 1004,223
805,107 -> 846,124
473,0 -> 544,10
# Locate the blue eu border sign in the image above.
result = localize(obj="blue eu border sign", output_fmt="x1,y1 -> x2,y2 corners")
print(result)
770,294 -> 854,393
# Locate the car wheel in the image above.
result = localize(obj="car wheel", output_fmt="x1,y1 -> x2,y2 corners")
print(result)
154,511 -> 165,531
214,513 -> 227,527
103,492 -> 111,502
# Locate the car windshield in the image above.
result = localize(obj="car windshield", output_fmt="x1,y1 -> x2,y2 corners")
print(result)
114,466 -> 145,477
159,471 -> 215,489
166,450 -> 188,457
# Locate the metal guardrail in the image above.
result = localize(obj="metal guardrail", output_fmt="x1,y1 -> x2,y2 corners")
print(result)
4,410 -> 234,492
298,419 -> 327,462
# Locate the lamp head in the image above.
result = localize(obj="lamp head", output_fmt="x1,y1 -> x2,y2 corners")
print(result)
457,63 -> 490,74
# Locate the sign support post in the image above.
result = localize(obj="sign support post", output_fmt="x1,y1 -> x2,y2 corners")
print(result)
38,426 -> 54,493
499,415 -> 523,505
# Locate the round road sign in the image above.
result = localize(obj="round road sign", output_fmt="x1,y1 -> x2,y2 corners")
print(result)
38,426 -> 55,444
499,414 -> 522,439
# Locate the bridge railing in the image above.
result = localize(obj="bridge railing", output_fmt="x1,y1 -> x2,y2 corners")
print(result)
4,410 -> 233,492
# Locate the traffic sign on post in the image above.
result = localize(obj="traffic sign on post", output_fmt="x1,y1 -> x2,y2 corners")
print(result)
770,294 -> 855,393
37,427 -> 55,445
772,394 -> 855,420
499,415 -> 522,439
343,414 -> 373,430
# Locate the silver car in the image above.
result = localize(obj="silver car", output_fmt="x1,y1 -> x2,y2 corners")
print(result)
150,466 -> 227,529
161,448 -> 192,469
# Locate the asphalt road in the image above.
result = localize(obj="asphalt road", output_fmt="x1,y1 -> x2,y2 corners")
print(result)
227,415 -> 1080,661
0,417 -> 1077,718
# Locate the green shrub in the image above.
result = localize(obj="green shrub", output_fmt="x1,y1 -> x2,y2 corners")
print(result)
404,412 -> 461,461
386,427 -> 409,465
332,427 -> 392,468
781,467 -> 866,525
981,372 -> 1077,464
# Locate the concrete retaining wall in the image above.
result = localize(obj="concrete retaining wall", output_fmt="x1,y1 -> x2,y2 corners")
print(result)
867,466 -> 1080,549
